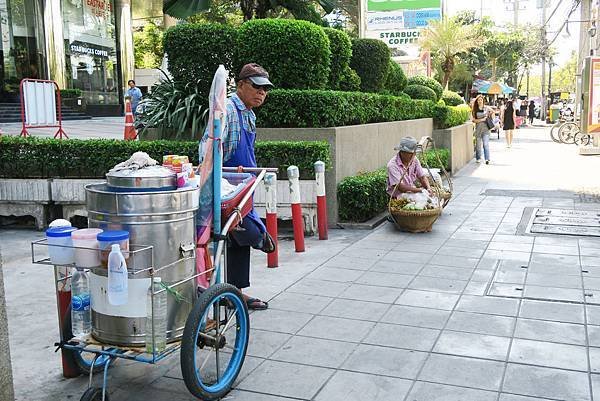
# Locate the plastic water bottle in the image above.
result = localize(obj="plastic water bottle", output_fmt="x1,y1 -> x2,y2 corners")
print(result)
71,268 -> 91,338
107,244 -> 128,306
145,277 -> 167,354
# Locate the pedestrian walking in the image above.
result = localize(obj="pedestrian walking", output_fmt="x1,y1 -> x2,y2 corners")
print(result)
125,80 -> 142,118
528,100 -> 535,125
471,95 -> 492,164
502,99 -> 517,148
519,100 -> 528,127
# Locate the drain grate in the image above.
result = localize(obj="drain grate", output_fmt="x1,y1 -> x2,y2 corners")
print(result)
526,208 -> 600,237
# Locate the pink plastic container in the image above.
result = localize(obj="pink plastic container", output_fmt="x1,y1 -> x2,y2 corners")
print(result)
71,228 -> 103,267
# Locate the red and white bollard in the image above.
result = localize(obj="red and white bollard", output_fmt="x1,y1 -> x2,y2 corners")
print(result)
314,161 -> 328,240
264,172 -> 279,267
287,166 -> 305,252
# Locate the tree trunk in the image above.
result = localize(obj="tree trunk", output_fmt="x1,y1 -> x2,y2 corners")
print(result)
441,56 -> 454,89
240,0 -> 255,20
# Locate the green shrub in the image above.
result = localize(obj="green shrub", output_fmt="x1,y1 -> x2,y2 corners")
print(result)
61,89 -> 82,98
164,23 -> 237,100
235,19 -> 331,90
256,89 -> 436,128
255,141 -> 330,180
337,148 -> 451,222
338,66 -> 361,91
337,168 -> 388,222
433,104 -> 471,129
384,60 -> 407,95
418,148 -> 450,171
0,136 -> 329,180
406,75 -> 443,101
137,78 -> 208,140
442,90 -> 464,106
404,84 -> 438,102
323,28 -> 352,90
350,39 -> 390,93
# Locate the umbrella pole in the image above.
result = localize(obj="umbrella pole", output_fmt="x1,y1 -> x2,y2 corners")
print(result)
212,113 -> 223,283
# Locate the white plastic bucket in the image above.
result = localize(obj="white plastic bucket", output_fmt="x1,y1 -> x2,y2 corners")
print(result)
46,227 -> 78,265
72,228 -> 103,267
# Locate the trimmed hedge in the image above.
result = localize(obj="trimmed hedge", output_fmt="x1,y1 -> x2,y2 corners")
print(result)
324,28 -> 353,90
256,89 -> 436,128
338,66 -> 361,91
442,90 -> 464,106
337,168 -> 387,222
404,84 -> 438,102
406,75 -> 443,101
163,23 -> 237,99
235,19 -> 331,90
61,89 -> 82,98
384,60 -> 407,96
337,149 -> 450,222
433,104 -> 471,129
0,136 -> 329,180
350,39 -> 390,93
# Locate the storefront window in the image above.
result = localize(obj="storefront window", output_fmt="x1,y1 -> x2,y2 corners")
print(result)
62,0 -> 118,104
0,0 -> 46,102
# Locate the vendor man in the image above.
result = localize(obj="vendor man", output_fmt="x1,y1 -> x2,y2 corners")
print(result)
387,136 -> 432,198
201,63 -> 276,310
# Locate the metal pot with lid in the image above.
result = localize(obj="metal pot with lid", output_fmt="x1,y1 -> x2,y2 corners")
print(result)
106,165 -> 177,192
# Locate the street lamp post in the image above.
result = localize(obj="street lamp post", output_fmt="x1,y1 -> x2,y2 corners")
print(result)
547,57 -> 554,121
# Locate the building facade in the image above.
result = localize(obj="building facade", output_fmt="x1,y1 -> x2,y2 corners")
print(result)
0,0 -> 135,115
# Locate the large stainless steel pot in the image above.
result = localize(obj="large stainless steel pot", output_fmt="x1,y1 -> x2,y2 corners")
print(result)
85,176 -> 198,346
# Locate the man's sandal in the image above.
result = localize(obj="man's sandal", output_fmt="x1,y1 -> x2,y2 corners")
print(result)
246,297 -> 269,310
260,232 -> 276,254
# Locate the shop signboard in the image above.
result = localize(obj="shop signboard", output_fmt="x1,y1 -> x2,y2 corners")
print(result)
583,57 -> 600,134
367,0 -> 440,12
69,41 -> 114,59
364,0 -> 440,56
364,28 -> 421,54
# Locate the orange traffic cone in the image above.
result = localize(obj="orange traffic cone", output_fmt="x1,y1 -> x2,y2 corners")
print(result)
123,99 -> 136,140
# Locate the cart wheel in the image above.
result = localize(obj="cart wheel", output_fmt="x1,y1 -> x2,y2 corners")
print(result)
80,387 -> 109,401
181,283 -> 249,400
62,306 -> 114,375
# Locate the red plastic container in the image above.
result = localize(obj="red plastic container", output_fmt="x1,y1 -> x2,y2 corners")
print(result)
221,173 -> 256,229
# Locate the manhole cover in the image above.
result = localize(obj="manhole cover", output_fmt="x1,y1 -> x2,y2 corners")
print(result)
485,260 -> 599,305
526,208 -> 600,237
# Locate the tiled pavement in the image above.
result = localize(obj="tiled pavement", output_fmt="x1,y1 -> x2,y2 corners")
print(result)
4,126 -> 600,400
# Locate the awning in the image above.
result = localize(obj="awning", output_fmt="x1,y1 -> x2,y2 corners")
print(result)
472,79 -> 515,94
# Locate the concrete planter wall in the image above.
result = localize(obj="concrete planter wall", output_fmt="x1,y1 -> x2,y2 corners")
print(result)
0,178 -> 319,233
432,122 -> 474,175
258,118 -> 435,225
0,179 -> 51,229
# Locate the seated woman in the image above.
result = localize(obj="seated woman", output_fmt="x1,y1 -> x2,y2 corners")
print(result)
387,136 -> 432,198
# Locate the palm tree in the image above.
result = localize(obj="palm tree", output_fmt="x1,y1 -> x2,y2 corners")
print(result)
419,17 -> 477,89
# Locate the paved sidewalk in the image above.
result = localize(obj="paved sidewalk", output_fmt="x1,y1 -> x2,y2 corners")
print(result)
3,125 -> 600,400
0,117 -> 124,139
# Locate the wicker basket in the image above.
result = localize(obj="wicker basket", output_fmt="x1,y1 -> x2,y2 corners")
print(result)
389,207 -> 442,233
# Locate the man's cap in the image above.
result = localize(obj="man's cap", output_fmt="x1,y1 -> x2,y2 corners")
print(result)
394,136 -> 418,153
238,63 -> 274,87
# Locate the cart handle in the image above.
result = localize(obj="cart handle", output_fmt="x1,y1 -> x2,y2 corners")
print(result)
209,168 -> 268,287
222,167 -> 278,173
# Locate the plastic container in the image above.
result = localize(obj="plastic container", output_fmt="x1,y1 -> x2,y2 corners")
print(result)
72,268 -> 91,337
145,277 -> 167,353
71,228 -> 103,268
46,226 -> 78,265
97,230 -> 130,268
107,244 -> 128,306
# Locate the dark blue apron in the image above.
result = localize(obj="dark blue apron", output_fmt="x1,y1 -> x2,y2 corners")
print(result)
223,106 -> 266,234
